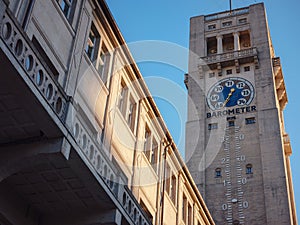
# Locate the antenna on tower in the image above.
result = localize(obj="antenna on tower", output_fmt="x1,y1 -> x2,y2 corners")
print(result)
229,0 -> 232,13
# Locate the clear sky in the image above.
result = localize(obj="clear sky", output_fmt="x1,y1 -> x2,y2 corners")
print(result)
106,0 -> 299,220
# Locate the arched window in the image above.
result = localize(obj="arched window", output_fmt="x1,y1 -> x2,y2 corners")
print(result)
246,164 -> 253,174
215,168 -> 222,177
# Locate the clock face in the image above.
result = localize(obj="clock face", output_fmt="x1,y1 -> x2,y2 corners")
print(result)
207,77 -> 254,111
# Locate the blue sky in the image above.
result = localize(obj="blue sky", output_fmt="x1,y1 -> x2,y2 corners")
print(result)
106,0 -> 300,220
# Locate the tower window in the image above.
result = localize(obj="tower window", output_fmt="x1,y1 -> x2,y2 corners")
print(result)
215,168 -> 222,177
238,18 -> 247,24
208,24 -> 216,30
208,123 -> 218,130
244,66 -> 250,72
246,164 -> 253,174
228,120 -> 235,127
245,117 -> 256,125
226,69 -> 233,75
222,21 -> 232,27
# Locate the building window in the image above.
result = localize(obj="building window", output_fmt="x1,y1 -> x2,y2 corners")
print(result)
226,69 -> 233,75
215,168 -> 222,177
86,23 -> 100,62
57,0 -> 75,20
245,117 -> 256,125
238,18 -> 247,24
244,66 -> 250,72
228,120 -> 235,127
127,96 -> 136,132
85,23 -> 111,82
170,175 -> 177,204
151,139 -> 158,172
188,204 -> 192,225
246,164 -> 253,174
144,126 -> 151,160
209,72 -> 215,78
208,123 -> 218,130
98,43 -> 110,83
208,24 -> 216,30
222,21 -> 232,27
118,80 -> 127,116
182,194 -> 187,222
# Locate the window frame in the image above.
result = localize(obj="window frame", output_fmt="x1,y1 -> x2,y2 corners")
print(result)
208,24 -> 216,30
118,79 -> 128,116
226,69 -> 233,75
208,123 -> 218,130
245,117 -> 256,125
215,168 -> 222,178
56,0 -> 76,21
127,95 -> 137,132
222,21 -> 232,27
86,22 -> 101,63
244,66 -> 250,72
144,126 -> 152,160
246,164 -> 253,174
85,22 -> 111,83
228,120 -> 235,127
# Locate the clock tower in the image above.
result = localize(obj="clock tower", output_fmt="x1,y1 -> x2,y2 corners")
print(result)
185,3 -> 297,225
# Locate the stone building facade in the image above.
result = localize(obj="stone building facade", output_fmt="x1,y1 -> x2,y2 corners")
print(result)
185,3 -> 297,225
0,0 -> 214,224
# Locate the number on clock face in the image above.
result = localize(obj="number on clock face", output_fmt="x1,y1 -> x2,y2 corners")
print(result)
206,77 -> 254,111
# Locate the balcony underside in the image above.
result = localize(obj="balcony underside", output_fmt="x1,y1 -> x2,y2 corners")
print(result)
0,143 -> 120,225
0,47 -> 62,144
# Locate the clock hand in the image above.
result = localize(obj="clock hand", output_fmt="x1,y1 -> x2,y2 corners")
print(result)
223,88 -> 235,106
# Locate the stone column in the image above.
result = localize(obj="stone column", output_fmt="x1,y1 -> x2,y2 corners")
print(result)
234,32 -> 240,51
217,34 -> 223,54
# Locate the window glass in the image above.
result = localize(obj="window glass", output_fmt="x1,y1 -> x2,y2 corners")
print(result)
228,120 -> 235,127
151,139 -> 158,172
144,127 -> 151,159
215,168 -> 222,177
86,23 -> 100,62
208,123 -> 218,130
127,96 -> 136,132
57,0 -> 75,20
118,80 -> 127,116
246,164 -> 253,174
245,117 -> 256,125
244,66 -> 250,72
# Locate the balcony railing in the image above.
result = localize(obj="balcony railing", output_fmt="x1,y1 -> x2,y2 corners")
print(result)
201,47 -> 258,65
205,7 -> 249,21
72,117 -> 152,225
0,9 -> 69,122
